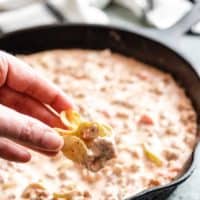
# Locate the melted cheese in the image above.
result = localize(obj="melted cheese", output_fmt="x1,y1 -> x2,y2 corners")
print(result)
0,49 -> 197,200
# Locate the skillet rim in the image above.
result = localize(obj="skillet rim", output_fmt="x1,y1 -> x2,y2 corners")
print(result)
0,23 -> 199,81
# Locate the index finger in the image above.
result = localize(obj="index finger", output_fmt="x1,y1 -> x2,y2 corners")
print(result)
0,51 -> 74,112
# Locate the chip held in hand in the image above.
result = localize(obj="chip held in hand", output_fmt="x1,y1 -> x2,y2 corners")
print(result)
55,110 -> 116,172
62,135 -> 88,164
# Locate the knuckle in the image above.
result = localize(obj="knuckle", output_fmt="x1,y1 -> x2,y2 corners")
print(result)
18,118 -> 48,148
18,119 -> 34,144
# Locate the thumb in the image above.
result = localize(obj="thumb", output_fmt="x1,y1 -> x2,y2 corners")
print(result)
0,104 -> 63,152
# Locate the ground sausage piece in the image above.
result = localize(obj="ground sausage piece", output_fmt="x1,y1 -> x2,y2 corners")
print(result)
85,138 -> 116,172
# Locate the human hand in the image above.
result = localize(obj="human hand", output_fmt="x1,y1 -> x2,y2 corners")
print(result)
0,51 -> 74,162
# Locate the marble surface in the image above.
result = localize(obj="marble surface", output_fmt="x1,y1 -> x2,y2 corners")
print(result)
106,4 -> 200,200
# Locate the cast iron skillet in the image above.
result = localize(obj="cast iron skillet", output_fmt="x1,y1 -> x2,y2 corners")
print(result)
0,3 -> 200,200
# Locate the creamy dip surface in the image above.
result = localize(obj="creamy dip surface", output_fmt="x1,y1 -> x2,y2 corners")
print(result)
0,49 -> 197,200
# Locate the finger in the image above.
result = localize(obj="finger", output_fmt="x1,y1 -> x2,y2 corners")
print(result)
0,104 -> 64,152
34,149 -> 58,157
0,51 -> 74,112
0,138 -> 31,162
28,146 -> 59,157
13,139 -> 59,157
0,86 -> 64,128
0,137 -> 57,162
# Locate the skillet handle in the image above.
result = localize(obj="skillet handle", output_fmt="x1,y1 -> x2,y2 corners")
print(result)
162,2 -> 200,37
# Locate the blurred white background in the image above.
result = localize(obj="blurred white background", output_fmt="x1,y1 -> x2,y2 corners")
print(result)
0,0 -> 199,33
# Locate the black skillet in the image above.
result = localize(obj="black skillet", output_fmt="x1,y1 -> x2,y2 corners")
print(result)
0,2 -> 200,200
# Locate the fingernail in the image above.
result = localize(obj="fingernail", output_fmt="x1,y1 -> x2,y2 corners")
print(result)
42,131 -> 64,151
18,151 -> 31,163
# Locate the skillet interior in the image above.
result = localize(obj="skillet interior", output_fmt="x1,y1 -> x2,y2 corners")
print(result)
0,24 -> 199,200
0,24 -> 199,117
